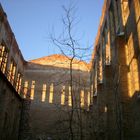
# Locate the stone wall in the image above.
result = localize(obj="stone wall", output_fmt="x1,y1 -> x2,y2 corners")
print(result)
23,56 -> 90,140
0,71 -> 22,140
90,0 -> 140,139
0,4 -> 30,140
0,3 -> 91,139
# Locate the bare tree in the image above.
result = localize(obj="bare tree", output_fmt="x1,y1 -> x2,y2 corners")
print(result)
49,2 -> 91,140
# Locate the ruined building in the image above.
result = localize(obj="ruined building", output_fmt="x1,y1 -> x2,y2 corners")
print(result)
0,4 -> 25,140
0,0 -> 140,140
90,0 -> 140,139
0,3 -> 90,140
24,55 -> 90,140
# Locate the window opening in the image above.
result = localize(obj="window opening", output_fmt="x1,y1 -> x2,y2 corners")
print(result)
49,83 -> 54,103
30,81 -> 35,100
0,44 -> 8,74
42,84 -> 46,102
61,86 -> 65,105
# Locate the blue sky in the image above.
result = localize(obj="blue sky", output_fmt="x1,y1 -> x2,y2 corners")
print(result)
0,0 -> 104,61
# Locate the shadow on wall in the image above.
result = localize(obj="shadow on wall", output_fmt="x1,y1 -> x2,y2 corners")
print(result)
23,61 -> 90,109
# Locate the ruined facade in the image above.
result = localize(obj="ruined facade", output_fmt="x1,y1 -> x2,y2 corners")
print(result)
1,0 -> 140,140
90,0 -> 140,139
0,3 -> 90,140
24,55 -> 90,140
0,4 -> 26,140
